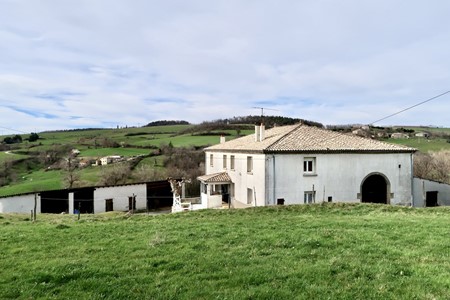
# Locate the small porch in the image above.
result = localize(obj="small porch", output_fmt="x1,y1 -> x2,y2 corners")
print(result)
197,172 -> 232,209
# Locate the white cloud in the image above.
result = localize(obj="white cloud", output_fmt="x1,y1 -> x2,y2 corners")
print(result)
0,0 -> 450,134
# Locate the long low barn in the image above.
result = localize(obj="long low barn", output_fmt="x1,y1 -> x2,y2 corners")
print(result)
0,180 -> 173,214
1,177 -> 450,214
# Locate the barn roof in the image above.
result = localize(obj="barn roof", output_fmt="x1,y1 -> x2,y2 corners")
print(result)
205,123 -> 416,154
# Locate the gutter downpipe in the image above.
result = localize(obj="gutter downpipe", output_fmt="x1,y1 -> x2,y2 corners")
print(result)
411,153 -> 415,207
272,154 -> 276,205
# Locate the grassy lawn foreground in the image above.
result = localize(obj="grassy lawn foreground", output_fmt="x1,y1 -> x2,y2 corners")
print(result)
1,203 -> 449,299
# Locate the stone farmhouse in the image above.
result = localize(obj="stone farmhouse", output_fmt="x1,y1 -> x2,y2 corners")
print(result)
198,123 -> 417,208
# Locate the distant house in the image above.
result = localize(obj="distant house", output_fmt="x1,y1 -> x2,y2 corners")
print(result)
351,128 -> 370,137
71,149 -> 81,156
99,155 -> 123,166
415,132 -> 431,138
390,133 -> 409,139
198,123 -> 416,208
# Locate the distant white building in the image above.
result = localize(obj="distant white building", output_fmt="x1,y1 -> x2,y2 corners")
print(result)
99,155 -> 122,166
415,132 -> 430,138
198,123 -> 416,208
391,132 -> 409,139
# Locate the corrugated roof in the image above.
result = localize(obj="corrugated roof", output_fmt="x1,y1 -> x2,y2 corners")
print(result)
197,172 -> 232,183
205,123 -> 416,153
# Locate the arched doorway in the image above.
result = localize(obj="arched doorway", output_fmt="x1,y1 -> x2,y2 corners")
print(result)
361,174 -> 389,204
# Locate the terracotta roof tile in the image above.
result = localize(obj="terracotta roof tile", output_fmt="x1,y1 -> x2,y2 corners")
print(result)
197,172 -> 232,183
205,124 -> 416,153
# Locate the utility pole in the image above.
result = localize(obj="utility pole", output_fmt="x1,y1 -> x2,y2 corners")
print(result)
252,107 -> 280,124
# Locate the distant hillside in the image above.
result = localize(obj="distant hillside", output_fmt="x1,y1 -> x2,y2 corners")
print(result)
145,120 -> 190,127
210,115 -> 323,128
180,115 -> 323,135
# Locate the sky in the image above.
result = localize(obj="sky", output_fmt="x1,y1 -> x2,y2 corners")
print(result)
1,0 -> 450,134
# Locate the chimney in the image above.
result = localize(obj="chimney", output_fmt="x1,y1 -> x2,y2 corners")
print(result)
260,123 -> 265,141
220,135 -> 226,144
255,124 -> 261,142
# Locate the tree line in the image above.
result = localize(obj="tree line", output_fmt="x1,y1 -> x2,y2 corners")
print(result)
2,133 -> 39,144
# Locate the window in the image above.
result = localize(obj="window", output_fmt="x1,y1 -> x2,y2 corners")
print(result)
303,157 -> 316,174
211,184 -> 221,195
201,183 -> 207,194
304,192 -> 315,204
247,156 -> 253,173
223,155 -> 227,169
230,155 -> 235,170
247,188 -> 253,204
210,154 -> 214,167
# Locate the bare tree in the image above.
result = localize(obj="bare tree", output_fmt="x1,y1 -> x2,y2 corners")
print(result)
39,145 -> 72,166
63,156 -> 80,188
98,163 -> 131,186
414,150 -> 450,183
133,165 -> 167,182
0,158 -> 14,187
430,151 -> 450,183
414,153 -> 435,179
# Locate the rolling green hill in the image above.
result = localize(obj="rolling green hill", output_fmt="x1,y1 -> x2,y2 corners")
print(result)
1,203 -> 449,299
0,124 -> 250,196
1,121 -> 449,196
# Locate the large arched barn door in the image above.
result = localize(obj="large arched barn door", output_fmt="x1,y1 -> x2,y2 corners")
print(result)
361,174 -> 389,204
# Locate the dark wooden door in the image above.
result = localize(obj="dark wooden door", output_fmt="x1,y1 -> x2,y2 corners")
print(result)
105,199 -> 113,212
426,191 -> 438,207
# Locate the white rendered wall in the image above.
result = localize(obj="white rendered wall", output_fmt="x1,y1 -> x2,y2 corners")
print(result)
412,178 -> 450,207
0,193 -> 40,213
265,152 -> 413,206
94,184 -> 147,213
206,151 -> 266,207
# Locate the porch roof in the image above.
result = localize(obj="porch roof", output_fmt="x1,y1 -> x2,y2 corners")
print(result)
197,172 -> 232,183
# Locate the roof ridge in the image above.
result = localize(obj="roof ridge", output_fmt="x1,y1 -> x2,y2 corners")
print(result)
264,123 -> 304,151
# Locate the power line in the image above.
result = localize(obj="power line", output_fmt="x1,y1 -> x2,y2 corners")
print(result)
370,90 -> 450,125
0,125 -> 29,134
257,90 -> 450,151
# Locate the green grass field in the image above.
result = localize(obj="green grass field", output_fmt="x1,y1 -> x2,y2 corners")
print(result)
0,151 -> 28,164
0,169 -> 64,197
79,147 -> 152,157
385,137 -> 450,152
1,203 -> 449,299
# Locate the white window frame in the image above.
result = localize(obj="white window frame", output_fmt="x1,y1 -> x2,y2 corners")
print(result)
247,156 -> 253,173
201,183 -> 207,194
223,155 -> 227,169
210,154 -> 214,167
230,155 -> 235,170
247,188 -> 253,204
304,191 -> 315,204
303,157 -> 316,175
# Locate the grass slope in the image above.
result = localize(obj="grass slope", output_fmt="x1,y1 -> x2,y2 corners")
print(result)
386,138 -> 450,152
1,203 -> 449,299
